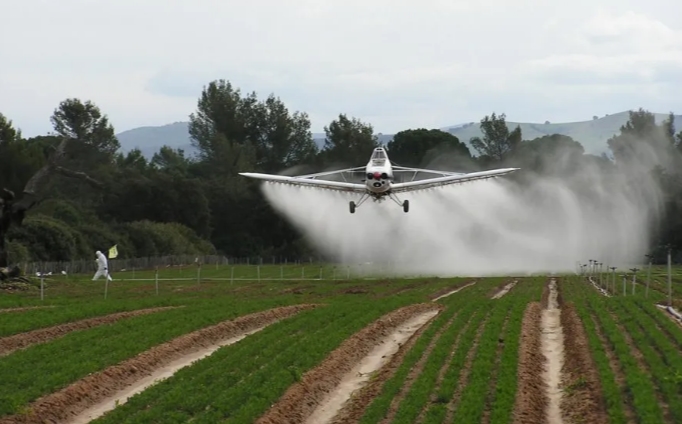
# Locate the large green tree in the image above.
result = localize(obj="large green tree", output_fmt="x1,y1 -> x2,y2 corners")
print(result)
469,112 -> 522,164
320,114 -> 379,166
387,128 -> 472,169
0,101 -> 112,272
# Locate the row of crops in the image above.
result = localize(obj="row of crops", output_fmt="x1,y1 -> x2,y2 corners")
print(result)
562,275 -> 682,424
2,274 -> 681,423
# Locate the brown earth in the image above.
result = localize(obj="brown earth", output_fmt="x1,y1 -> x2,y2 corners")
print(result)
511,301 -> 547,424
0,304 -> 317,424
377,310 -> 461,424
0,305 -> 57,313
0,306 -> 182,356
255,302 -> 442,424
429,280 -> 475,300
444,312 -> 489,422
559,302 -> 609,424
329,307 -> 447,424
487,279 -> 516,299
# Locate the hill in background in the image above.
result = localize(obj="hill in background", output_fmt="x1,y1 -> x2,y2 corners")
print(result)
116,111 -> 681,159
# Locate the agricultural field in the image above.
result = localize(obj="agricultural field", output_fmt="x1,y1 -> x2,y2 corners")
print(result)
1,265 -> 682,423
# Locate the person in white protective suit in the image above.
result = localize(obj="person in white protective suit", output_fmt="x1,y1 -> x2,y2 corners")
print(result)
92,250 -> 113,281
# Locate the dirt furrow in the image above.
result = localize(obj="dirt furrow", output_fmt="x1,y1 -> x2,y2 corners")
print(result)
0,306 -> 182,356
0,305 -> 57,313
255,303 -> 442,424
541,278 -> 565,424
559,302 -> 609,424
375,309 -> 459,424
444,311 -> 488,422
588,311 -> 637,423
328,308 -> 440,424
481,308 -> 511,424
512,301 -> 546,424
430,280 -> 476,301
0,304 -> 317,424
491,279 -> 518,299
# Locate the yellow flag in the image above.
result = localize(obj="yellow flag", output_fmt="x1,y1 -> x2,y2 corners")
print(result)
108,245 -> 118,259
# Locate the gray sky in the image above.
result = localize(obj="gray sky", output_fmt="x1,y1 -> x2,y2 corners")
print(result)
3,0 -> 682,137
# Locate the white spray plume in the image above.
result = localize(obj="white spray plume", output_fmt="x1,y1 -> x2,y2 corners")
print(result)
260,141 -> 669,277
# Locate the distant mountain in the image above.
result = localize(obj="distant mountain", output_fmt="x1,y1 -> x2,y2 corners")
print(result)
115,112 -> 681,159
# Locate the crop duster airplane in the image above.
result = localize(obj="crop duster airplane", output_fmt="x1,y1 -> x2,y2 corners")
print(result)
239,147 -> 520,213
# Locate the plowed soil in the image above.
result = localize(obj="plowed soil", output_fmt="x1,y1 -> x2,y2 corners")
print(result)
512,301 -> 547,424
0,304 -> 317,424
0,306 -> 181,356
255,302 -> 442,424
329,310 -> 451,424
431,281 -> 476,301
378,310 -> 461,424
491,280 -> 518,299
559,302 -> 609,424
0,305 -> 56,313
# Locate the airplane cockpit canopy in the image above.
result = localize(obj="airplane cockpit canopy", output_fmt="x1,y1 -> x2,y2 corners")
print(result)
370,148 -> 387,161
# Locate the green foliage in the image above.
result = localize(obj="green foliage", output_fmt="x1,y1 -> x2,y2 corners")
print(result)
320,113 -> 379,165
388,129 -> 473,170
4,83 -> 682,263
123,220 -> 214,257
7,240 -> 29,264
470,112 -> 522,163
7,214 -> 90,261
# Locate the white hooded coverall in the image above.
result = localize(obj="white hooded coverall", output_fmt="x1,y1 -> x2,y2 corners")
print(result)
92,250 -> 112,281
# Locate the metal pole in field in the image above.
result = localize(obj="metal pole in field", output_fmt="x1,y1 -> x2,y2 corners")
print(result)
257,265 -> 261,283
155,267 -> 159,295
630,268 -> 639,295
280,265 -> 283,280
197,263 -> 201,284
301,266 -> 305,279
610,267 -> 616,294
668,246 -> 672,307
622,275 -> 626,296
40,275 -> 44,301
645,254 -> 653,298
319,266 -> 322,280
230,266 -> 234,284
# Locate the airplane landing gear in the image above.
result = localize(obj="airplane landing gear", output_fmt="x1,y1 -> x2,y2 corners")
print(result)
349,193 -> 369,214
403,199 -> 409,213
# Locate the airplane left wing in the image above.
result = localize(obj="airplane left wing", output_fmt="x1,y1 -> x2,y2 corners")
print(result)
390,167 -> 520,194
239,172 -> 367,193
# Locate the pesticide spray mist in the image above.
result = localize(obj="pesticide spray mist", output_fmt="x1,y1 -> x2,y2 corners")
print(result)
260,145 -> 667,277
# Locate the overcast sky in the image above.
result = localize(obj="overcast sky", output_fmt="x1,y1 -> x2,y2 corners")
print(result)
3,0 -> 682,137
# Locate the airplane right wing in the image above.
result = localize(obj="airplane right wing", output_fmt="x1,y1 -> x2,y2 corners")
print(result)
390,167 -> 520,194
239,168 -> 367,194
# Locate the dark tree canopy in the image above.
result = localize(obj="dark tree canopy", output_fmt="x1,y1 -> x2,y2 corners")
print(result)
3,80 -> 682,270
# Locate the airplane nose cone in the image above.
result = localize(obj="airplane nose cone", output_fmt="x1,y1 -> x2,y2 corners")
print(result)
373,172 -> 381,179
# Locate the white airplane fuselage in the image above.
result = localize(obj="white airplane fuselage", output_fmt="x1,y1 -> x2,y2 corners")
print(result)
364,147 -> 393,197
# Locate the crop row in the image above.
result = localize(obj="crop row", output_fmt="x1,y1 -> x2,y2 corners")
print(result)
358,277 -> 543,424
91,299 -> 429,423
1,276 -> 539,423
0,297 -> 301,416
562,276 -> 682,424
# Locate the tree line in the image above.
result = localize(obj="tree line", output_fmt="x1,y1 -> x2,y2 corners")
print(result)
2,78 -> 682,269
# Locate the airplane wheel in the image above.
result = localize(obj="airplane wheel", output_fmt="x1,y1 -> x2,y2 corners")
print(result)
349,201 -> 356,214
403,199 -> 409,213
